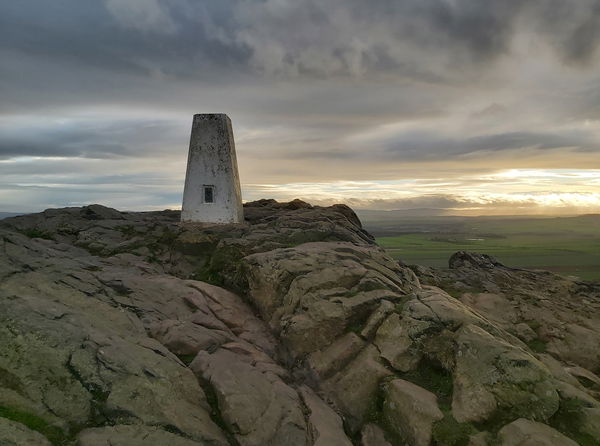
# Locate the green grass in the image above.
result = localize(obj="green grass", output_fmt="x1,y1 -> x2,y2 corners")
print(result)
370,215 -> 600,282
18,227 -> 54,240
0,406 -> 68,445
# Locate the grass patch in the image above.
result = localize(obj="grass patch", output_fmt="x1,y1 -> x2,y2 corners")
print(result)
193,244 -> 249,292
0,367 -> 23,393
193,265 -> 226,287
526,320 -> 542,331
0,406 -> 68,445
177,354 -> 197,366
432,414 -> 477,446
399,359 -> 480,446
549,398 -> 599,446
157,227 -> 179,246
364,377 -> 389,426
18,228 -> 54,240
346,322 -> 363,335
400,360 -> 454,409
374,215 -> 600,281
115,225 -> 137,237
526,338 -> 547,353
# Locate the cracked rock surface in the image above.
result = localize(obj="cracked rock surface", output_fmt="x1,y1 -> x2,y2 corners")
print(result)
1,201 -> 599,445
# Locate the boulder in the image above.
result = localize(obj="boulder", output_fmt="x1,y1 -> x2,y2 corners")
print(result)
497,418 -> 578,446
77,425 -> 205,446
382,379 -> 444,446
547,323 -> 600,371
452,325 -> 559,423
299,386 -> 353,446
565,365 -> 600,392
190,348 -> 307,446
323,345 -> 393,432
467,432 -> 491,446
361,423 -> 393,446
449,251 -> 504,269
373,312 -> 420,372
308,332 -> 366,379
244,241 -> 418,358
360,299 -> 396,339
413,250 -> 600,373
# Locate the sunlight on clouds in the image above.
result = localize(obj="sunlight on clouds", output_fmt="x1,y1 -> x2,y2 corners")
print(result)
244,169 -> 600,215
487,169 -> 600,180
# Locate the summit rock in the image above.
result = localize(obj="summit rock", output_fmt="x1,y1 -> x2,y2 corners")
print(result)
0,200 -> 598,445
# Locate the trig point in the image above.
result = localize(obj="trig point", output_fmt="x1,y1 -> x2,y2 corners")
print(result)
181,114 -> 244,224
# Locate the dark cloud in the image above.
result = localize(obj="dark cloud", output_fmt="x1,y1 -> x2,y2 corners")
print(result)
385,131 -> 600,159
1,0 -> 599,212
0,119 -> 186,159
1,0 -> 599,115
2,0 -> 599,90
0,0 -> 252,79
285,130 -> 600,162
530,0 -> 600,65
564,10 -> 600,64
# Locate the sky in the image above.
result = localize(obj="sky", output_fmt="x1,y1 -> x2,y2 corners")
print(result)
1,0 -> 600,215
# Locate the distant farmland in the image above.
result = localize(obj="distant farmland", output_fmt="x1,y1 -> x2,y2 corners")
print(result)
359,213 -> 600,282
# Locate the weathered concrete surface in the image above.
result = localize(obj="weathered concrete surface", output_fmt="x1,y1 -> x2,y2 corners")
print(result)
181,114 -> 244,224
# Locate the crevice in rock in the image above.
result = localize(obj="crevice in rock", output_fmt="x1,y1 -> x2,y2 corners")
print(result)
65,352 -> 110,423
296,388 -> 318,446
196,376 -> 241,446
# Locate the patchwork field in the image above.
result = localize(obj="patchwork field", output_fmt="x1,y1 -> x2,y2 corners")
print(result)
359,212 -> 600,282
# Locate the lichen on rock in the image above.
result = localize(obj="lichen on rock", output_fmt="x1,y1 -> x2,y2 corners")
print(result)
0,200 -> 598,445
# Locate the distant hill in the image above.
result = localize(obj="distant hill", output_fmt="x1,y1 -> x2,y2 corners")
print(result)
0,212 -> 24,220
356,208 -> 452,219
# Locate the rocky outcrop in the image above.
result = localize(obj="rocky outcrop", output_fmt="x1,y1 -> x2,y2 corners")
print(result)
412,251 -> 600,445
382,379 -> 444,446
1,202 -> 598,445
413,251 -> 600,372
497,418 -> 578,446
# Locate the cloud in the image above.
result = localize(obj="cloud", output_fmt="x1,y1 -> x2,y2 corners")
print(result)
385,130 -> 600,159
105,0 -> 178,34
2,0 -> 599,89
530,0 -> 600,65
1,1 -> 600,213
281,129 -> 600,164
0,117 -> 187,159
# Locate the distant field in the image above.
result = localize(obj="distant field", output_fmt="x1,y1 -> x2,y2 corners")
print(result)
360,214 -> 600,282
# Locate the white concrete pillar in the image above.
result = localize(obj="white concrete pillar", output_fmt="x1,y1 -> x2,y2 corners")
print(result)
181,114 -> 244,223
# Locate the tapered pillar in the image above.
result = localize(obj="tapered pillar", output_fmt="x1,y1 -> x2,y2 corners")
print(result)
181,114 -> 244,223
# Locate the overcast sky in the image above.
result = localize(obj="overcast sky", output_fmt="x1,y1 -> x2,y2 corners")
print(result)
1,0 -> 600,214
